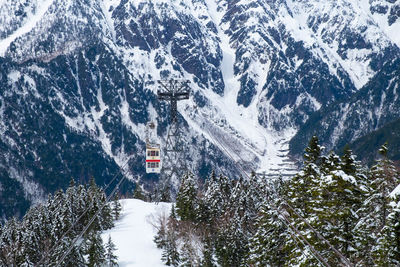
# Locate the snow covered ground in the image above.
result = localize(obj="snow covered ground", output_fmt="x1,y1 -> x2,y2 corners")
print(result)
102,199 -> 171,267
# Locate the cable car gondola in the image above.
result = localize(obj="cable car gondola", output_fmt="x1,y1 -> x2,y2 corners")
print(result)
146,144 -> 161,173
145,122 -> 161,173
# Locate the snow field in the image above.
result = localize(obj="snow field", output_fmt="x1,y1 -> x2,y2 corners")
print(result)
102,199 -> 171,267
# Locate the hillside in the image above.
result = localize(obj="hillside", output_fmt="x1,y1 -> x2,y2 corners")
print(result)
290,57 -> 400,158
0,0 -> 399,219
102,199 -> 171,267
348,117 -> 400,165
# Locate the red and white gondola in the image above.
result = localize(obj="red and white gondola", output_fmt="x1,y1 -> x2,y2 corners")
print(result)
146,144 -> 161,173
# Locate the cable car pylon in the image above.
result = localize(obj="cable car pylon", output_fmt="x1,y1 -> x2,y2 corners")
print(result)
156,79 -> 190,199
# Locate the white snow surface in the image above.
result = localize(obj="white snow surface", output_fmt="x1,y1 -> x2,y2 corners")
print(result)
102,199 -> 171,267
3,0 -> 398,179
390,184 -> 400,198
0,0 -> 55,56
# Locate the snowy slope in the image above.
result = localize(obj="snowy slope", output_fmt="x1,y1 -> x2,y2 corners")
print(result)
102,199 -> 171,267
0,0 -> 55,56
1,0 -> 400,218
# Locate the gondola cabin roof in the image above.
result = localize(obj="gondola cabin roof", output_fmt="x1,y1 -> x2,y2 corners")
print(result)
146,143 -> 160,149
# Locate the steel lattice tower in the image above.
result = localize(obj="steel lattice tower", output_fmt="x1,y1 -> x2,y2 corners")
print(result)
157,79 -> 190,198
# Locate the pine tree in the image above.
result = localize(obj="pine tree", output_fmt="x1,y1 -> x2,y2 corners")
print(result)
161,229 -> 180,266
170,204 -> 177,220
304,135 -> 324,166
283,136 -> 326,266
159,183 -> 172,203
286,135 -> 324,217
105,235 -> 118,267
318,166 -> 362,264
355,143 -> 399,265
0,218 -> 24,266
20,207 -> 42,264
176,172 -> 198,221
112,194 -> 122,221
370,143 -> 399,229
214,214 -> 247,267
133,183 -> 146,201
51,236 -> 85,267
374,192 -> 400,265
248,201 -> 288,266
180,236 -> 199,267
321,151 -> 340,174
236,172 -> 263,234
203,173 -> 232,223
85,177 -> 114,232
85,231 -> 106,267
200,237 -> 215,267
154,221 -> 167,249
99,192 -> 114,230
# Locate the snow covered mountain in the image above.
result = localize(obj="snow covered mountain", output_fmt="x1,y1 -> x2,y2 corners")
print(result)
291,57 -> 400,158
0,0 -> 399,218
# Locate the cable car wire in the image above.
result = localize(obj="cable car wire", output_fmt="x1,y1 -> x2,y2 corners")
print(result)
196,111 -> 352,266
56,169 -> 128,266
282,200 -> 354,267
279,210 -> 330,267
36,156 -> 132,266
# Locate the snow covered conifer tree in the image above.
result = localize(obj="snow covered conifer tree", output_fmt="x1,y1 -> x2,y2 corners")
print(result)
340,146 -> 357,175
284,136 -> 325,265
0,218 -> 24,266
133,183 -> 146,201
248,201 -> 288,266
355,143 -> 400,265
286,135 -> 324,216
112,194 -> 122,220
51,236 -> 85,267
161,229 -> 180,266
203,173 -> 232,222
201,237 -> 215,267
214,214 -> 247,267
304,135 -> 324,166
321,151 -> 340,174
374,190 -> 400,265
105,235 -> 118,267
370,143 -> 399,228
85,231 -> 106,267
176,172 -> 198,221
180,236 -> 200,267
98,192 -> 114,230
319,167 -> 362,263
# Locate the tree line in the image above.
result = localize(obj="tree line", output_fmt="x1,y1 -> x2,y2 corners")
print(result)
154,136 -> 400,266
0,177 -> 121,266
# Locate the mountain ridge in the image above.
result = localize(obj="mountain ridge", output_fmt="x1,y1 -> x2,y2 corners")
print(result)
0,0 -> 399,218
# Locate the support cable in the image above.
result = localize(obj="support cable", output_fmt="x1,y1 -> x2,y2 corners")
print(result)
279,210 -> 330,267
282,200 -> 353,267
197,111 -> 351,266
36,157 -> 132,267
56,171 -> 127,266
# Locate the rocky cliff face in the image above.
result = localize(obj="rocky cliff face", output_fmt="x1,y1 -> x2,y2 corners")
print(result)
0,0 -> 399,218
290,57 -> 400,158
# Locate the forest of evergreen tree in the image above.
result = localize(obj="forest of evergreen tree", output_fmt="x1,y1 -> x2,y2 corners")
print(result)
0,177 -> 120,266
154,136 -> 400,266
1,135 -> 399,266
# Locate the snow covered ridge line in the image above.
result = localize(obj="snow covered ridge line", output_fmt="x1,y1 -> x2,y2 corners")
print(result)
0,0 -> 55,56
1,0 -> 400,221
